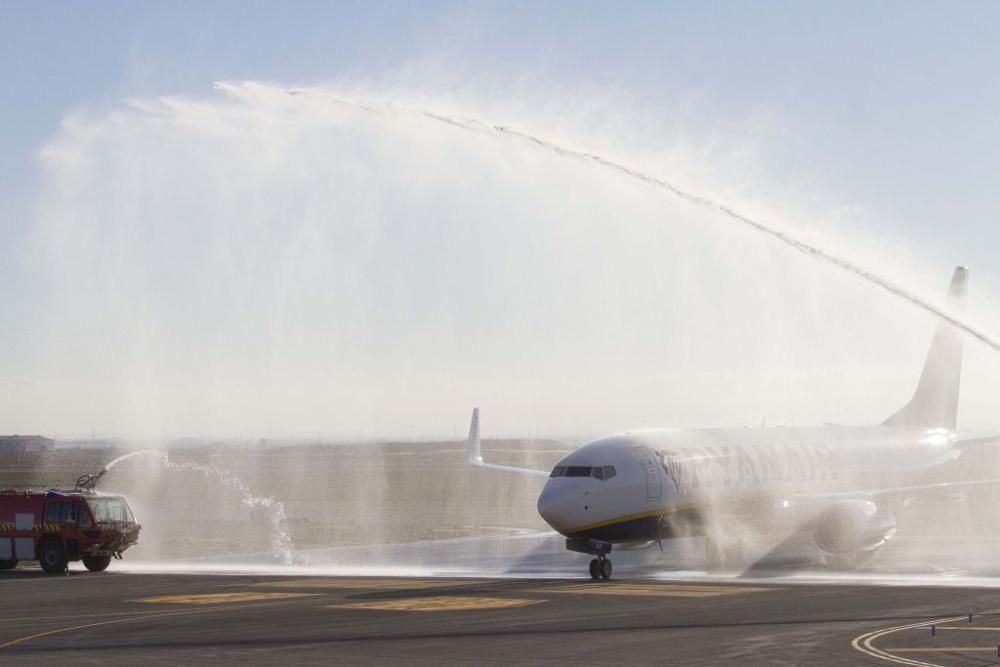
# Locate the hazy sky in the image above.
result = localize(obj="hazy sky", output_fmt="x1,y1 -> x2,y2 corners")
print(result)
1,2 -> 999,438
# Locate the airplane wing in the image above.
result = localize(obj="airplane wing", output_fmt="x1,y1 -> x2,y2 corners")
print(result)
783,476 -> 1000,511
772,433 -> 1000,511
726,474 -> 1000,575
465,408 -> 551,479
956,433 -> 1000,450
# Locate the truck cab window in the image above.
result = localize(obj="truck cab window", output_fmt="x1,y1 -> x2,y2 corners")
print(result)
46,503 -> 63,524
63,504 -> 78,524
88,497 -> 131,523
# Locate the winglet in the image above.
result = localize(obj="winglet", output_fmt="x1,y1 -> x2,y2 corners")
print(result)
883,266 -> 968,429
466,407 -> 482,465
952,266 -> 970,300
462,408 -> 550,478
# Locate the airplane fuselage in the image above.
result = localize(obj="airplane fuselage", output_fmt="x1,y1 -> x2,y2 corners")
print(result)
471,267 -> 976,578
537,425 -> 960,545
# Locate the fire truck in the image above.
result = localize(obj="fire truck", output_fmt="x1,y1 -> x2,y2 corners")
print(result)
0,489 -> 140,573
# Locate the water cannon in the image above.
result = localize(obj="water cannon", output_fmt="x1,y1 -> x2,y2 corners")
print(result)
72,450 -> 156,493
75,467 -> 109,493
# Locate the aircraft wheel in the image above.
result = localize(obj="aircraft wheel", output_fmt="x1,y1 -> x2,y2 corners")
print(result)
705,537 -> 724,571
827,552 -> 860,571
589,558 -> 600,580
599,558 -> 613,580
724,540 -> 745,568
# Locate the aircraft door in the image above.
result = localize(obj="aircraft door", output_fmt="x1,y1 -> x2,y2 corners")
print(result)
634,447 -> 663,501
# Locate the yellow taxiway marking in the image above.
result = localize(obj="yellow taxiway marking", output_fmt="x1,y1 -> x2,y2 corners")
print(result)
0,576 -> 99,585
887,647 -> 1000,652
852,607 -> 1000,667
254,578 -> 478,591
133,592 -> 320,605
0,610 -> 147,622
0,598 -> 312,650
331,596 -> 544,612
0,611 -> 207,650
538,583 -> 770,598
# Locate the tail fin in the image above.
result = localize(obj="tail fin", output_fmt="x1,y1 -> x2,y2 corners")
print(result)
466,407 -> 482,465
883,266 -> 969,429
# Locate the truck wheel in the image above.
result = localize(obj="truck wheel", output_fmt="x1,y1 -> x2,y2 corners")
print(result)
39,540 -> 67,574
0,560 -> 17,570
82,555 -> 112,572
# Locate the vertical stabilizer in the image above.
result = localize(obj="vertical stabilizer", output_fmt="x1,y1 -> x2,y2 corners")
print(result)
466,407 -> 482,465
883,266 -> 968,429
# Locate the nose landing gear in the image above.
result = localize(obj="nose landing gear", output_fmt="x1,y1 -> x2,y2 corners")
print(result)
588,556 -> 613,580
567,538 -> 614,580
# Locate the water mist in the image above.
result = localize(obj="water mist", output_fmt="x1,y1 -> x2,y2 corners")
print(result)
17,79 -> 1000,580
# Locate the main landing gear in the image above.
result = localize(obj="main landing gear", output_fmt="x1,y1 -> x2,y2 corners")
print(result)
704,535 -> 745,572
566,538 -> 614,580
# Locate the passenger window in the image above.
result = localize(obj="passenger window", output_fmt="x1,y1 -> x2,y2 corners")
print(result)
46,503 -> 63,523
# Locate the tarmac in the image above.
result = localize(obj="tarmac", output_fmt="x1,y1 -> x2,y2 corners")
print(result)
4,568 -> 1000,665
10,443 -> 1000,664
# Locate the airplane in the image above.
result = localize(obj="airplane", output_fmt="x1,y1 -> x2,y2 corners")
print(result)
466,266 -> 1000,579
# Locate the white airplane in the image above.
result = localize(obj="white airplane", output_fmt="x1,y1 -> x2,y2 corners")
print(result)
467,266 -> 999,579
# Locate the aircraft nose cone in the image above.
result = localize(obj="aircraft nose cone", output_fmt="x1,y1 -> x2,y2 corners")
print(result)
537,484 -> 559,528
537,482 -> 579,533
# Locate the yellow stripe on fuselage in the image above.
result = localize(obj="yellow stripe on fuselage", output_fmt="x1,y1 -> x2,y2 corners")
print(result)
563,475 -> 928,536
563,492 -> 778,534
565,507 -> 685,534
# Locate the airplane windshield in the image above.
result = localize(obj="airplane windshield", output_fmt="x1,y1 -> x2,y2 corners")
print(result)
550,465 -> 616,480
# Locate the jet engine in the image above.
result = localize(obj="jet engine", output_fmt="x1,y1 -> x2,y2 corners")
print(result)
813,500 -> 896,554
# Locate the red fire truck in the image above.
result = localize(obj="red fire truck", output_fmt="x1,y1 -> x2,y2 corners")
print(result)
0,489 -> 141,573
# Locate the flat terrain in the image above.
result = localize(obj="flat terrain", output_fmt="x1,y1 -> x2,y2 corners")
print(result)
0,441 -> 564,559
3,570 -> 1000,665
5,440 -> 1000,563
8,442 -> 1000,664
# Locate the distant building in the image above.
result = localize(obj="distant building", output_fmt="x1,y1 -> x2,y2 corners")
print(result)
0,435 -> 55,453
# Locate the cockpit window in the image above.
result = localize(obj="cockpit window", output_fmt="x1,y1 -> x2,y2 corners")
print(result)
549,465 -> 617,480
593,465 -> 617,480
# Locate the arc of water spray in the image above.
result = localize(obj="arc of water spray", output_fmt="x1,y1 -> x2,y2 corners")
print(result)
99,449 -> 293,564
284,88 -> 1000,353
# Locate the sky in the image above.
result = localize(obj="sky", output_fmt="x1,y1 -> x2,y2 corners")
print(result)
1,1 -> 999,438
